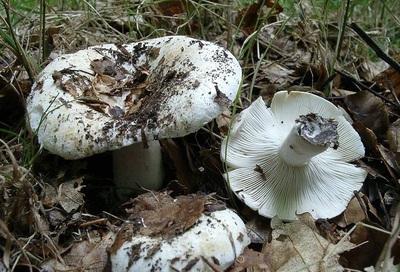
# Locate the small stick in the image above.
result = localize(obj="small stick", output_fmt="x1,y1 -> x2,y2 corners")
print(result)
350,23 -> 400,73
79,218 -> 108,228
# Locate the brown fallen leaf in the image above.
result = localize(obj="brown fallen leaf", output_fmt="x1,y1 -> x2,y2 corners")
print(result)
236,0 -> 282,35
378,144 -> 400,176
159,139 -> 193,192
344,90 -> 389,137
42,231 -> 115,272
245,215 -> 271,244
215,110 -> 232,135
386,118 -> 400,168
125,192 -> 206,238
229,248 -> 272,272
156,0 -> 185,16
333,196 -> 367,228
58,177 -> 85,213
341,223 -> 400,270
358,59 -> 388,81
42,183 -> 58,208
353,122 -> 380,155
90,58 -> 116,76
264,217 -> 355,272
375,54 -> 400,97
53,70 -> 92,98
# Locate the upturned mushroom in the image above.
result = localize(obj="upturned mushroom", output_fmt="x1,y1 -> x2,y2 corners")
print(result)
27,36 -> 241,194
221,91 -> 367,220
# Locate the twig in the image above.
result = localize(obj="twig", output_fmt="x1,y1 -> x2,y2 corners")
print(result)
350,23 -> 400,73
376,202 -> 400,271
79,218 -> 108,228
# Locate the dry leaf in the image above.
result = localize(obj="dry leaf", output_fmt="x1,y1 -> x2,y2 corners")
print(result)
386,118 -> 400,169
265,218 -> 354,272
42,231 -> 115,272
344,90 -> 389,137
42,183 -> 58,208
341,224 -> 400,270
375,59 -> 400,97
58,177 -> 85,213
259,62 -> 296,87
90,58 -> 116,76
157,0 -> 185,16
216,110 -> 232,135
378,144 -> 400,175
236,0 -> 283,35
358,59 -> 388,81
333,196 -> 366,228
353,122 -> 379,155
229,248 -> 272,272
159,139 -> 193,192
246,215 -> 271,244
53,70 -> 92,97
125,192 -> 206,238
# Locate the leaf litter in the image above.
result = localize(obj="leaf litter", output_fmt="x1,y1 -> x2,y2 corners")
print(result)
1,0 -> 400,271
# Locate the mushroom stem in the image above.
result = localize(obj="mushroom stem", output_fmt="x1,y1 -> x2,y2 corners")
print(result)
278,113 -> 339,167
113,141 -> 164,197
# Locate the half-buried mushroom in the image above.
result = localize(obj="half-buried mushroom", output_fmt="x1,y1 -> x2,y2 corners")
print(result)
110,192 -> 250,272
221,91 -> 368,220
27,36 -> 241,194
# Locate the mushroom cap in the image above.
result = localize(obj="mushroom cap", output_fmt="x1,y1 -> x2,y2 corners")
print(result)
221,91 -> 367,220
111,209 -> 250,272
27,36 -> 241,159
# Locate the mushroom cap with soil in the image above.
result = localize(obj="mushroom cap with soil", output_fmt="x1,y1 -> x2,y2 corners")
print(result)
221,91 -> 368,220
27,36 -> 241,192
111,208 -> 250,272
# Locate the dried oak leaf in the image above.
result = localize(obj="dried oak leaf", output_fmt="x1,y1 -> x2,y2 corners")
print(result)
264,217 -> 355,272
125,192 -> 206,238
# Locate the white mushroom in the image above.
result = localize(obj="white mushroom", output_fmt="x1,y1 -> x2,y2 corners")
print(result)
111,208 -> 250,272
221,91 -> 368,220
27,36 -> 241,194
